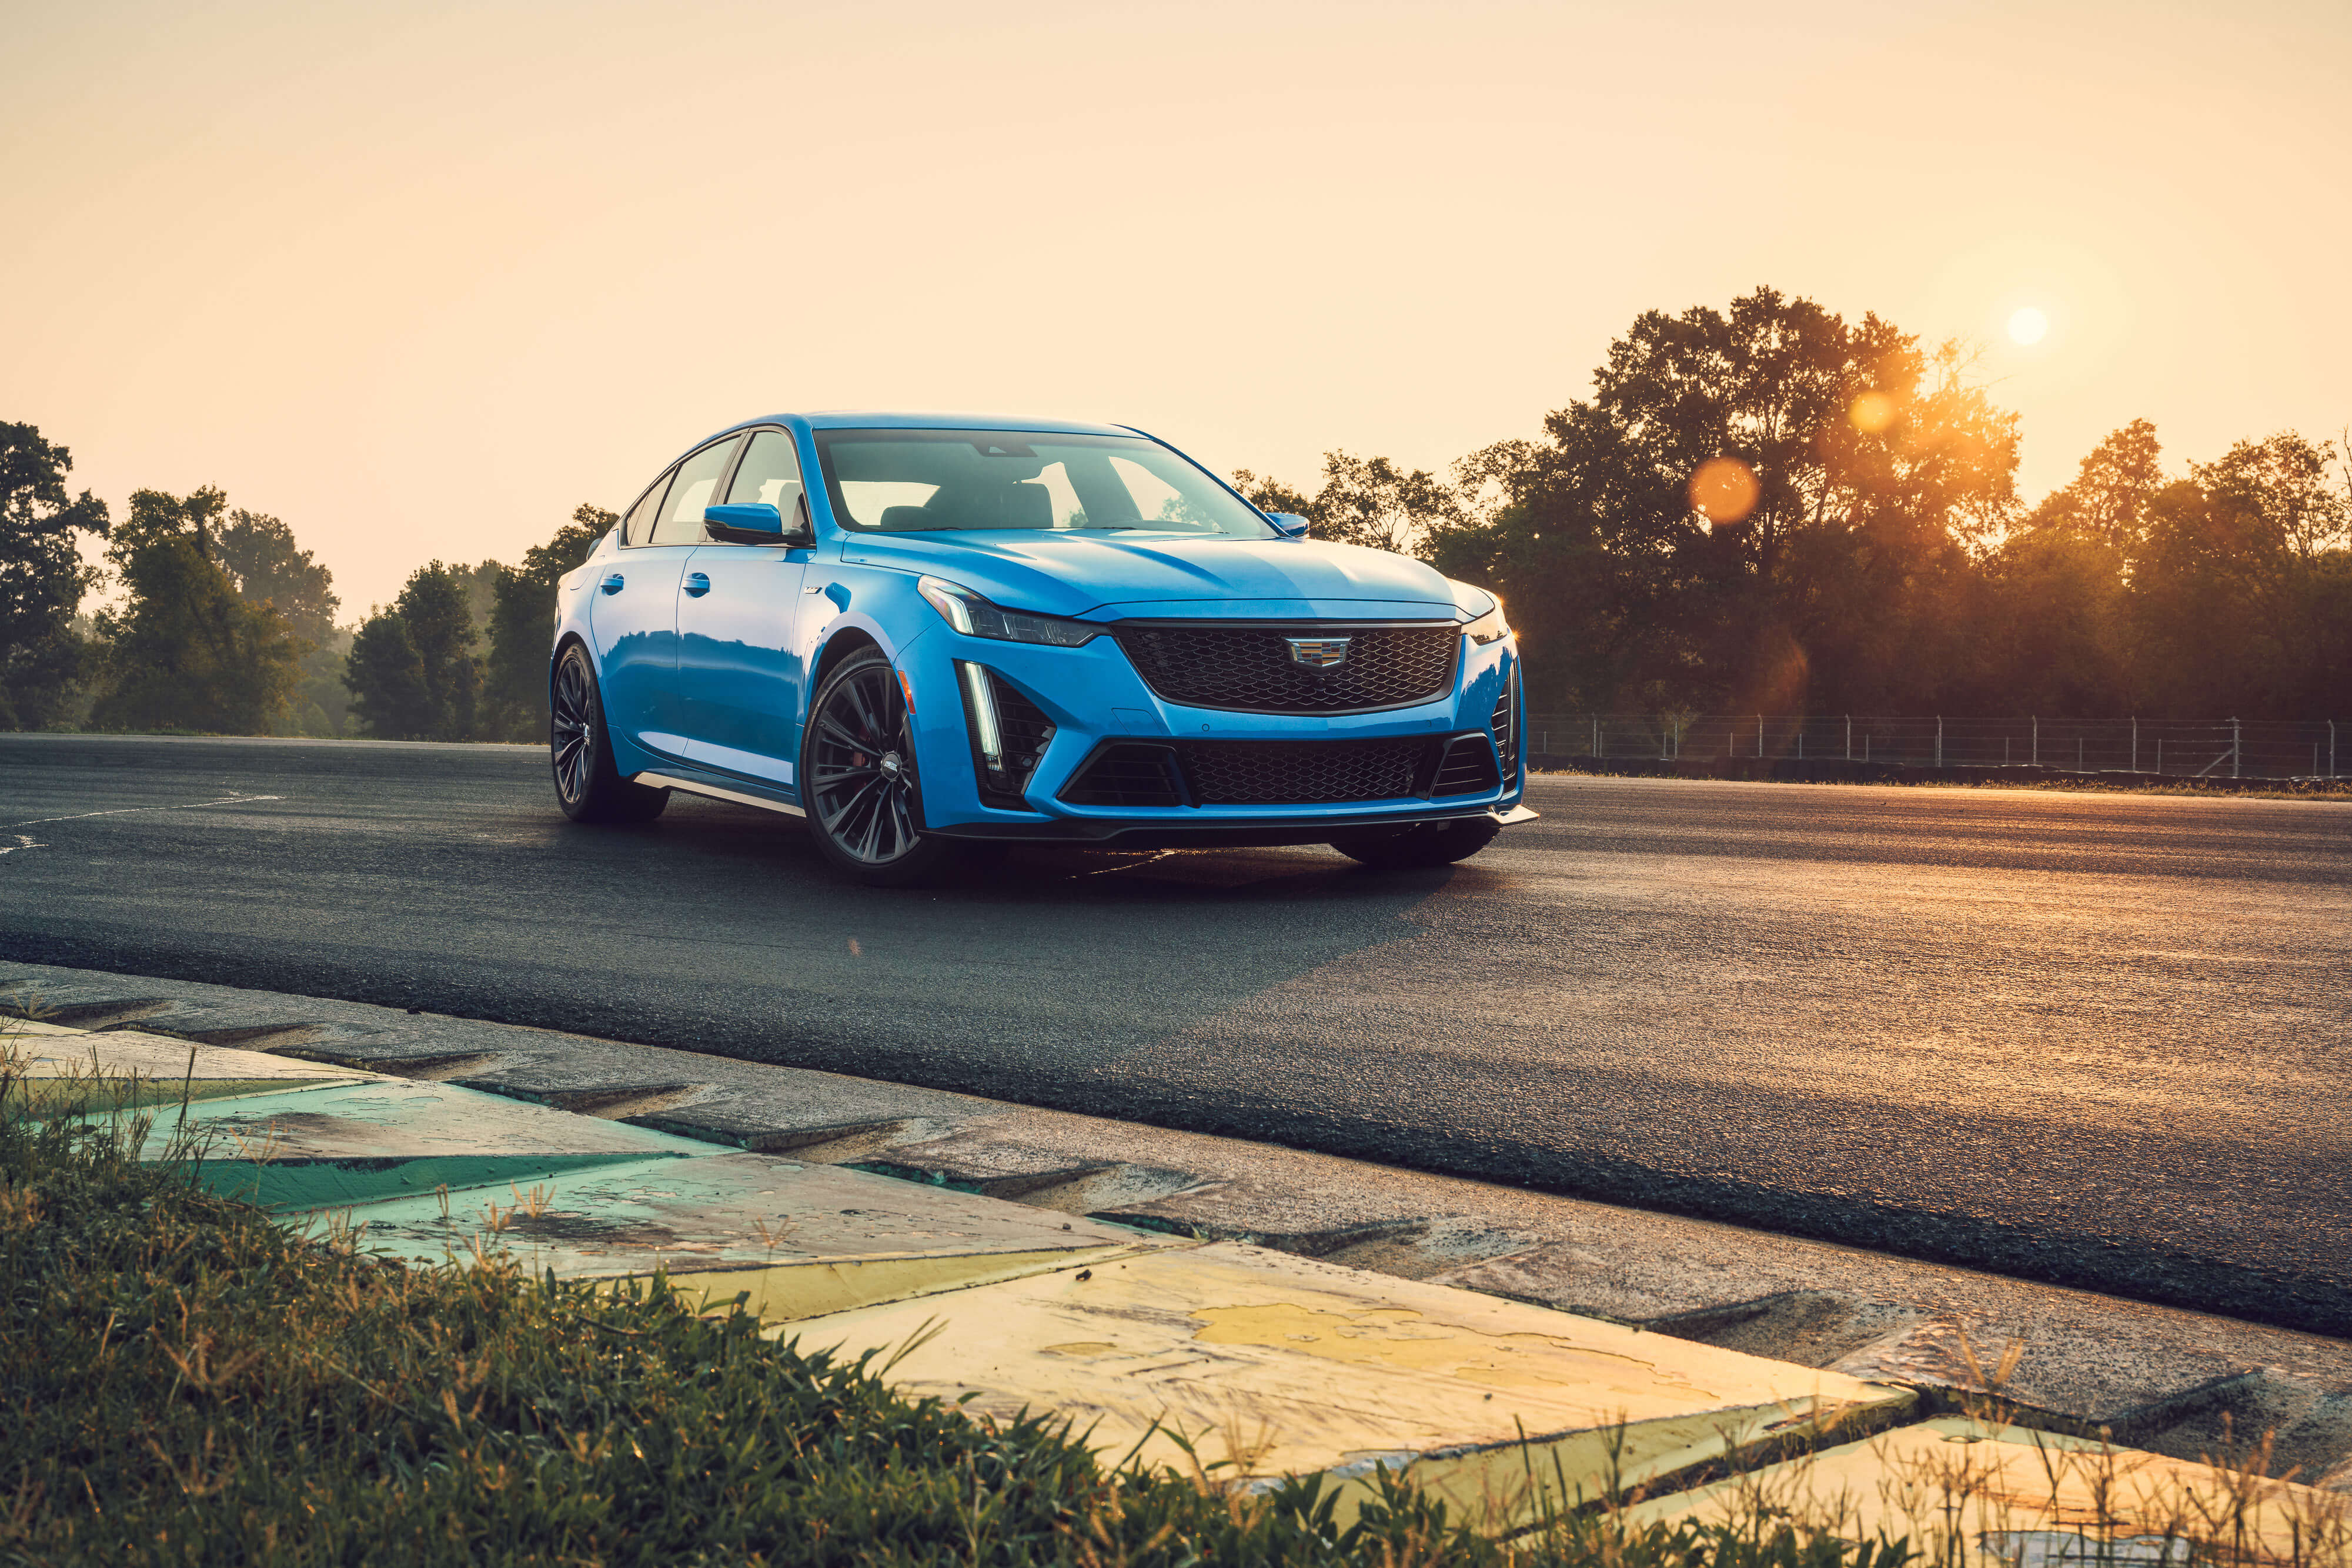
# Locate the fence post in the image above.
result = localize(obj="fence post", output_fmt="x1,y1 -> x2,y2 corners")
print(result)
2333,720 -> 2338,778
2132,717 -> 2138,774
1845,714 -> 1852,761
1592,717 -> 1598,758
1757,713 -> 1763,758
2032,716 -> 2039,768
1936,716 -> 1943,768
2233,717 -> 2241,778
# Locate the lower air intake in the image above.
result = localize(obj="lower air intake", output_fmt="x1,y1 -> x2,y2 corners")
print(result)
1175,738 -> 1428,805
1060,744 -> 1185,808
1429,735 -> 1502,796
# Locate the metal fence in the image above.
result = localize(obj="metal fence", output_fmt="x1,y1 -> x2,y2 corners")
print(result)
1525,714 -> 2350,780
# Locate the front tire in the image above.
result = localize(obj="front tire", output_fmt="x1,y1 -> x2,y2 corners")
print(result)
550,643 -> 670,824
1329,817 -> 1499,870
800,649 -> 963,886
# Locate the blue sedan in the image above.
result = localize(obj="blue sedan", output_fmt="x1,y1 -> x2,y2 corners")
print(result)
549,412 -> 1532,884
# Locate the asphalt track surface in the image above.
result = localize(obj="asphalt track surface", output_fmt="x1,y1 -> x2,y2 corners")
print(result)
5,734 -> 2350,1334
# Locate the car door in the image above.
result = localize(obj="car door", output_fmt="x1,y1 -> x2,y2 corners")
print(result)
676,427 -> 813,788
589,434 -> 741,759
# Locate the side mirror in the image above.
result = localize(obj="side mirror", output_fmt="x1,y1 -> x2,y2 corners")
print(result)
1265,511 -> 1311,539
706,498 -> 815,547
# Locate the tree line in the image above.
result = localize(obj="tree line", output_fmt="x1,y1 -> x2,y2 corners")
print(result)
0,419 -> 608,743
1240,288 -> 2351,720
5,287 -> 2347,740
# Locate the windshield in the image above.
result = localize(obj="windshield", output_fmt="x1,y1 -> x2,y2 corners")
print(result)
813,430 -> 1275,538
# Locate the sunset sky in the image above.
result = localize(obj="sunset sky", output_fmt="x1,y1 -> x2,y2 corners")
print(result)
5,0 -> 2347,613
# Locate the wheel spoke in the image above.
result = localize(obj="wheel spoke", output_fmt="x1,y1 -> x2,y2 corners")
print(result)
816,716 -> 870,754
818,775 -> 881,834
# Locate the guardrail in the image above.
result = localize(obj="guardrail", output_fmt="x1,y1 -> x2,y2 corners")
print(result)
1524,714 -> 2348,780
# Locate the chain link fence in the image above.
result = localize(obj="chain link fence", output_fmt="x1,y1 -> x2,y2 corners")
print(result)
1525,714 -> 2349,780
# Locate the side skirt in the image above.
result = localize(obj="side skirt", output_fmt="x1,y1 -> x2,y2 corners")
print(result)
633,771 -> 807,818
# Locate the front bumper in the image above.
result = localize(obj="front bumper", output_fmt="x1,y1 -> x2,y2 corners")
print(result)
903,618 -> 1532,845
931,802 -> 1536,849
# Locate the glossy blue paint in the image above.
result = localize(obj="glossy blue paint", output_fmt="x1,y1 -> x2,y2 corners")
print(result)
553,413 -> 1528,841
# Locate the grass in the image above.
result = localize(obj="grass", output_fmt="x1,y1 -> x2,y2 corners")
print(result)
3,1017 -> 2345,1566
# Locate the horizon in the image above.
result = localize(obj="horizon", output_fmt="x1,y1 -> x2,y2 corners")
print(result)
5,0 -> 2347,613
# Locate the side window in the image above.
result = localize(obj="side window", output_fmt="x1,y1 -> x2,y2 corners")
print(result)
723,429 -> 807,526
623,470 -> 674,546
649,436 -> 744,546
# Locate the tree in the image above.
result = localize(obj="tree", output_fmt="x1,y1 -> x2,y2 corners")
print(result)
216,510 -> 338,643
482,504 -> 614,742
89,487 -> 301,734
2132,432 -> 2351,716
215,508 -> 348,735
343,613 -> 434,740
0,422 -> 109,729
2019,419 -> 2166,553
1235,454 -> 1459,554
1421,288 -> 2020,713
345,562 -> 483,740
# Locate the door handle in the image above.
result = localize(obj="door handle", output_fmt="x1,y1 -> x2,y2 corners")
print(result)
599,573 -> 624,595
683,571 -> 710,598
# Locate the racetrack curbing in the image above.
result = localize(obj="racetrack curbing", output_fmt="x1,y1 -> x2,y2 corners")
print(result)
16,1016 -> 2347,1556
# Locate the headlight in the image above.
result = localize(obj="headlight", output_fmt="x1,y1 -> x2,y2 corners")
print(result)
1462,598 -> 1511,645
918,576 -> 1098,647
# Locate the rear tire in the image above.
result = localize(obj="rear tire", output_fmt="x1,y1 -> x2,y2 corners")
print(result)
1328,817 -> 1499,869
801,648 -> 964,887
550,643 -> 670,824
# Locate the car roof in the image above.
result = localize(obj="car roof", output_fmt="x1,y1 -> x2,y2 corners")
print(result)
741,410 -> 1142,437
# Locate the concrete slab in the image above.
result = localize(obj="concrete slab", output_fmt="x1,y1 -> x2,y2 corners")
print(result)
1625,1416 -> 2351,1564
6,1022 -> 375,1112
791,1241 -> 1913,1530
8,1020 -> 379,1081
142,1076 -> 706,1208
337,1149 -> 1158,1319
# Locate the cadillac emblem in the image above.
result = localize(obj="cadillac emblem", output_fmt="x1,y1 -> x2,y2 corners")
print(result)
1285,637 -> 1352,669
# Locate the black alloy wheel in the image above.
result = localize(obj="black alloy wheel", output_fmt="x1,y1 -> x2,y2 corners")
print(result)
550,643 -> 670,824
1328,816 -> 1499,870
801,648 -> 962,885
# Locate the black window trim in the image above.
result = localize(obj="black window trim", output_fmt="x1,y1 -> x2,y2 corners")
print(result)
620,432 -> 753,551
700,424 -> 810,548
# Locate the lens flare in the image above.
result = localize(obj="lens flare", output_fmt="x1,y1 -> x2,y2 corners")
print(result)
1689,456 -> 1760,524
2007,306 -> 2048,345
1849,392 -> 1897,434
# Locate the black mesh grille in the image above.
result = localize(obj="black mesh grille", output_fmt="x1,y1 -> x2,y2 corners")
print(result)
1174,738 -> 1430,805
1061,744 -> 1185,807
1431,736 -> 1501,796
1114,623 -> 1458,714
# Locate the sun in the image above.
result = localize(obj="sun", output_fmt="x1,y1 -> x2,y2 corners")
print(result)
2007,306 -> 2049,345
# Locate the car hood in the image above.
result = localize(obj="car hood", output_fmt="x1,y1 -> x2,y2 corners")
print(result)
836,531 -> 1458,618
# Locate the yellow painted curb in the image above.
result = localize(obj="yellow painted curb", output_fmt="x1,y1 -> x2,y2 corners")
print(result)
790,1241 -> 1913,1531
1622,1415 -> 2351,1564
